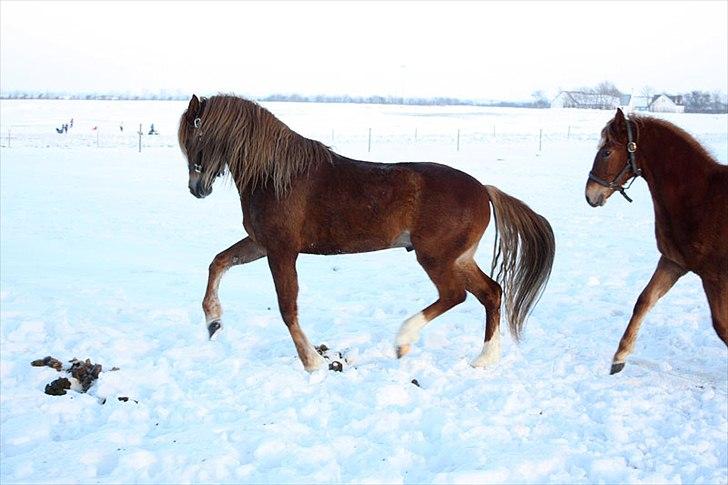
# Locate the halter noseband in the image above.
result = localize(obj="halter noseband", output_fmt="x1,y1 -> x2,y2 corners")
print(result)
588,116 -> 642,202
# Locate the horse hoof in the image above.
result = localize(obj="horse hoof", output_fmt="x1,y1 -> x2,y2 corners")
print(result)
610,362 -> 625,375
208,320 -> 222,339
396,344 -> 411,359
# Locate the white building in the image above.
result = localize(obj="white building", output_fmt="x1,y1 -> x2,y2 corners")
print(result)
648,94 -> 685,113
620,95 -> 651,111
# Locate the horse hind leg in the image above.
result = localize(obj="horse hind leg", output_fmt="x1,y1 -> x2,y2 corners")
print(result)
395,257 -> 467,358
611,256 -> 685,374
702,278 -> 728,345
203,237 -> 266,338
460,260 -> 503,368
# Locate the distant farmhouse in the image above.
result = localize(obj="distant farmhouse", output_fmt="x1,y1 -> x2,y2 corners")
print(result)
647,94 -> 685,113
551,91 -> 685,113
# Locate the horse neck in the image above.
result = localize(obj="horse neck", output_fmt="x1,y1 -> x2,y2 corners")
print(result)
637,121 -> 714,211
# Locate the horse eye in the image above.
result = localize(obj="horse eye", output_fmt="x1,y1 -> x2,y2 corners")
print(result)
602,149 -> 611,158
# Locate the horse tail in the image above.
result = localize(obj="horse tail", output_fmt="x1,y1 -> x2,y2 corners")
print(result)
484,185 -> 555,341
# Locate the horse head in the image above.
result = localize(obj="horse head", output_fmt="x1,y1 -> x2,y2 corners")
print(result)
585,108 -> 642,206
179,94 -> 219,198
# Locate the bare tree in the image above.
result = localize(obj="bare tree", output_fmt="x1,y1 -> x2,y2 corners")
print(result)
640,85 -> 655,98
531,90 -> 549,108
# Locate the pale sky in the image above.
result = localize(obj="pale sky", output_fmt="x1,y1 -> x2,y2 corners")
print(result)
1,1 -> 726,101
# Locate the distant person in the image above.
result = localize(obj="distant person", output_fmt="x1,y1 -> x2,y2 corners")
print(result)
69,118 -> 74,128
148,123 -> 158,135
120,123 -> 124,132
56,126 -> 64,134
63,124 -> 68,133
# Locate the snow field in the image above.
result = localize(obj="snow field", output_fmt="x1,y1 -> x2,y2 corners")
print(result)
1,100 -> 726,483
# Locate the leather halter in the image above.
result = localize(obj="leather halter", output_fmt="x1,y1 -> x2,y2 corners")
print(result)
588,116 -> 642,202
190,116 -> 225,178
192,117 -> 203,173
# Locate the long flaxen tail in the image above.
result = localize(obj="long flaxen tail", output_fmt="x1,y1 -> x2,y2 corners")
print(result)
484,185 -> 555,342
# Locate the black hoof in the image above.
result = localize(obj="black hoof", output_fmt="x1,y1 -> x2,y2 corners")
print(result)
610,362 -> 625,375
328,361 -> 343,372
208,320 -> 222,339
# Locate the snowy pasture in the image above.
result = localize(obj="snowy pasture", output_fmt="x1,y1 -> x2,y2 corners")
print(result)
1,100 -> 727,484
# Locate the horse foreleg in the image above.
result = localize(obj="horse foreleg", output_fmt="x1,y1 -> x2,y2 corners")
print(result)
267,251 -> 325,372
702,278 -> 728,345
203,237 -> 266,338
611,256 -> 686,374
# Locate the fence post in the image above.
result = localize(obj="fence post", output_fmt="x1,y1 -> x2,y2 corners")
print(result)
414,128 -> 417,142
567,125 -> 571,140
368,128 -> 371,152
96,129 -> 100,148
456,129 -> 460,151
7,128 -> 10,148
539,128 -> 543,152
138,124 -> 143,153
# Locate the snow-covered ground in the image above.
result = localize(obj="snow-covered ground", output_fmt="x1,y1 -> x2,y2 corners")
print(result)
1,100 -> 726,484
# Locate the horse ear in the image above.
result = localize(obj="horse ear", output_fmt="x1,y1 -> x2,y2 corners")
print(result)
614,108 -> 626,127
187,95 -> 200,118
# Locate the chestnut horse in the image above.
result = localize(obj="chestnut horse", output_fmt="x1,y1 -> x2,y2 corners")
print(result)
179,94 -> 555,371
586,109 -> 728,374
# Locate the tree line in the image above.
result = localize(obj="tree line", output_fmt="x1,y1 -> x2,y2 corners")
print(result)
0,91 -> 546,108
2,86 -> 726,113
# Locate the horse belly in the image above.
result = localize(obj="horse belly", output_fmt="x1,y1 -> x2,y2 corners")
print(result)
301,222 -> 410,255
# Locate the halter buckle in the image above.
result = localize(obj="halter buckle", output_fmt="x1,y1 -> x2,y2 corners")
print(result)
627,141 -> 637,153
193,118 -> 202,129
193,163 -> 202,173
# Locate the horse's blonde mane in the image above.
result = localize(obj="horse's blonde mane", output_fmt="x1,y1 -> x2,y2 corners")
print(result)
179,95 -> 333,196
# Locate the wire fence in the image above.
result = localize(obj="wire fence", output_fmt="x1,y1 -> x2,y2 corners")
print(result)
2,101 -> 725,158
0,123 -> 605,153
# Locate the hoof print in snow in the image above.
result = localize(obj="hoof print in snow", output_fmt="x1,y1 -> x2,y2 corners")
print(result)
31,356 -> 63,371
118,396 -> 139,404
328,361 -> 343,372
208,320 -> 222,339
610,362 -> 625,375
45,377 -> 71,396
411,379 -> 420,388
315,344 -> 329,355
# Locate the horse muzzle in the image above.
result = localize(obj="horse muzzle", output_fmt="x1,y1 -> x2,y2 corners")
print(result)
585,180 -> 609,207
189,178 -> 212,199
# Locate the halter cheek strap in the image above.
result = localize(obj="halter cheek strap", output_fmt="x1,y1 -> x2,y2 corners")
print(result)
588,116 -> 642,202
